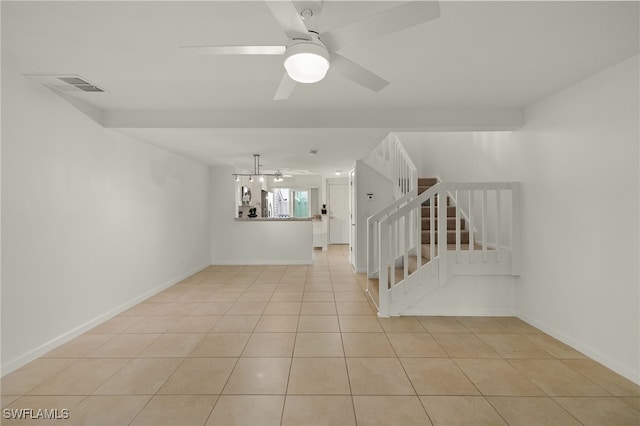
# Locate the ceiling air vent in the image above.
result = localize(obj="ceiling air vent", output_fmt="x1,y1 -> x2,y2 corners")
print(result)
24,74 -> 106,93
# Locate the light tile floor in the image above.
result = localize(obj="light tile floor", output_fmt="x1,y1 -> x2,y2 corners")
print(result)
2,245 -> 639,425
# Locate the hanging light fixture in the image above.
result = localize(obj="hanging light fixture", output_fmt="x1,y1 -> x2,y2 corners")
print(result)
232,154 -> 286,183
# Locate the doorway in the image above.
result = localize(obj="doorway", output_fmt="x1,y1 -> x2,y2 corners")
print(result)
328,182 -> 349,244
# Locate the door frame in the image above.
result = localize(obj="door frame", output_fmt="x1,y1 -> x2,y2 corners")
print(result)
349,168 -> 356,268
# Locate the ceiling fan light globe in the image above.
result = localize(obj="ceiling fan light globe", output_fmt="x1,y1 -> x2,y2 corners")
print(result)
285,53 -> 329,83
284,41 -> 330,84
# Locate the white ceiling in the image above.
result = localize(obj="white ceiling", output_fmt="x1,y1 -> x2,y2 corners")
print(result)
2,1 -> 638,174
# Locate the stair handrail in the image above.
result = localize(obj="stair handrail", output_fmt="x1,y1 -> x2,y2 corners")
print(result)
376,183 -> 444,315
367,188 -> 417,277
383,183 -> 440,223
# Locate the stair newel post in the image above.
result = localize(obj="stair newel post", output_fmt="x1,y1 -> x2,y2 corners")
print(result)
367,216 -> 376,278
510,182 -> 521,275
378,217 -> 390,317
438,182 -> 448,285
391,217 -> 398,280
403,211 -> 410,284
429,190 -> 435,262
415,203 -> 422,273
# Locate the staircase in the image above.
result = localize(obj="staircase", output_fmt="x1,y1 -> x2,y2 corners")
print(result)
418,177 -> 469,245
371,177 -> 495,287
367,178 -> 520,316
363,134 -> 520,317
369,177 -> 478,295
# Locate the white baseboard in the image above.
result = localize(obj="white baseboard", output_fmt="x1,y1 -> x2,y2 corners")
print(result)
1,263 -> 210,377
210,260 -> 312,265
517,313 -> 640,385
401,307 -> 515,316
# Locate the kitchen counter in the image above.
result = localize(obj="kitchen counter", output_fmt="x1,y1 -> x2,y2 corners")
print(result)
218,218 -> 313,265
234,217 -> 312,222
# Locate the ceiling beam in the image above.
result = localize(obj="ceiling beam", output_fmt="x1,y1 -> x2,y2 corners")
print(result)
103,108 -> 524,131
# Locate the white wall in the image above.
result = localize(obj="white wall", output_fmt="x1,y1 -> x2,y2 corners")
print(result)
210,166 -> 313,265
269,175 -> 323,192
354,161 -> 395,273
1,67 -> 212,374
400,55 -> 640,383
513,55 -> 639,383
404,276 -> 515,316
401,131 -> 517,183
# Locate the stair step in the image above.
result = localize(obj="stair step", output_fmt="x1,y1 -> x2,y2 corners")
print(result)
369,243 -> 494,293
422,230 -> 470,244
388,255 -> 427,285
418,177 -> 438,187
421,217 -> 465,230
422,206 -> 457,217
421,243 -> 491,251
421,195 -> 452,206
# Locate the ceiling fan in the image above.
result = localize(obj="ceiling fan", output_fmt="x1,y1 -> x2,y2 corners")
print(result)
181,1 -> 440,100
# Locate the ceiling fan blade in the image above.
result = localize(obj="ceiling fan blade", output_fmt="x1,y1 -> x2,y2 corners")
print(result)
180,45 -> 286,55
264,0 -> 310,40
274,72 -> 297,100
331,53 -> 389,92
321,1 -> 441,52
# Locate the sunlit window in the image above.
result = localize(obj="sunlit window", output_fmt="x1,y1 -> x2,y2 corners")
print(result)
272,188 -> 309,218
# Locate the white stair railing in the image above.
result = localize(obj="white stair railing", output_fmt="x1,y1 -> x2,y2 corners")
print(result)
367,181 -> 520,317
364,133 -> 417,199
367,188 -> 417,279
445,182 -> 520,270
